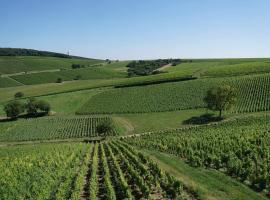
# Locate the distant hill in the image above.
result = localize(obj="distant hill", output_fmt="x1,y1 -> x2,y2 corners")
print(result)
0,48 -> 72,58
0,48 -> 106,76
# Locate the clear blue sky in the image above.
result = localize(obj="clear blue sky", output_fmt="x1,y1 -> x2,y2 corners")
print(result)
1,0 -> 270,60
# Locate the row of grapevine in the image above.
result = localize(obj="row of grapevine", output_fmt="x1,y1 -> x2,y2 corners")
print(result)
0,143 -> 91,199
123,115 -> 270,193
0,116 -> 116,142
77,73 -> 270,114
82,142 -> 184,199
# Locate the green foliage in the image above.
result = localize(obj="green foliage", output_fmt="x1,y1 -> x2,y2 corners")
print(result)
56,77 -> 63,83
124,115 -> 270,193
204,85 -> 236,117
127,59 -> 181,76
11,65 -> 127,85
0,77 -> 22,88
37,100 -> 51,113
4,101 -> 24,118
0,116 -> 116,142
26,98 -> 40,115
77,73 -> 270,114
14,91 -> 24,98
96,120 -> 114,135
0,56 -> 103,75
0,143 -> 91,199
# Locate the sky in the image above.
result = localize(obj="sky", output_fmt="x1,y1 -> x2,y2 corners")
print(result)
1,0 -> 270,60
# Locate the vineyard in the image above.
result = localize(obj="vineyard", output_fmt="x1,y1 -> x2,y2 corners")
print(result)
123,115 -> 270,194
0,77 -> 22,88
77,73 -> 270,114
0,142 -> 187,200
0,116 -> 116,142
11,66 -> 127,85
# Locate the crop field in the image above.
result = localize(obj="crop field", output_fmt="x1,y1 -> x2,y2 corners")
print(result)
77,73 -> 270,114
0,77 -> 22,88
165,59 -> 270,78
10,63 -> 128,85
0,143 -> 91,199
0,116 -> 116,142
0,142 -> 185,200
123,115 -> 270,194
1,51 -> 270,200
0,56 -> 104,74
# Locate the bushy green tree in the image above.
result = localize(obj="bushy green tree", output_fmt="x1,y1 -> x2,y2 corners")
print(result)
26,98 -> 39,115
204,85 -> 236,118
38,100 -> 51,113
96,120 -> 114,136
4,101 -> 24,119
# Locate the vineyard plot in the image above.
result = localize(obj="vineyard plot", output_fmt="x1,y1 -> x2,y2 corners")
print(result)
123,115 -> 270,194
82,142 -> 184,200
0,143 -> 92,200
0,142 -> 187,200
0,116 -> 116,142
77,73 -> 270,114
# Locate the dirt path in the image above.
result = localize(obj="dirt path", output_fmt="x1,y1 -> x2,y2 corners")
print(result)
157,63 -> 172,71
113,117 -> 134,135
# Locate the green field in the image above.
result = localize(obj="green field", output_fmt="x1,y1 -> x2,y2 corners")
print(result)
0,77 -> 23,88
77,73 -> 270,114
10,62 -> 128,85
0,56 -> 104,74
123,115 -> 270,195
164,58 -> 270,78
0,142 -> 186,200
1,53 -> 270,199
0,116 -> 116,142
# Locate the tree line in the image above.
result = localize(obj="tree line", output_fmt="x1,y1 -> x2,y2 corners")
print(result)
4,97 -> 51,119
127,59 -> 182,77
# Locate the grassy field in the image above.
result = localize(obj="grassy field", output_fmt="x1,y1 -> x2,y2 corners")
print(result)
0,56 -> 104,74
77,73 -> 270,114
10,62 -> 128,85
115,109 -> 209,134
164,58 -> 270,78
0,77 -> 23,88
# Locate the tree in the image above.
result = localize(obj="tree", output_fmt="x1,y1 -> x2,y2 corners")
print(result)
14,92 -> 24,99
38,100 -> 51,113
204,85 -> 236,118
96,120 -> 114,136
25,98 -> 39,116
56,78 -> 62,83
4,101 -> 24,119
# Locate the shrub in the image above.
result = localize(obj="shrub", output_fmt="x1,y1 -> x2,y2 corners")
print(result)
38,100 -> 51,113
26,98 -> 39,115
4,101 -> 24,119
56,78 -> 62,83
96,120 -> 114,135
14,92 -> 24,99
